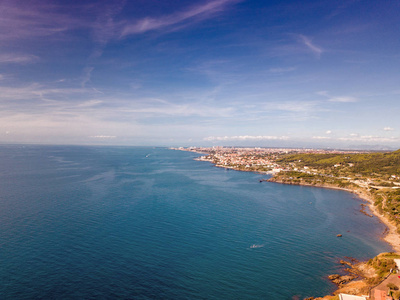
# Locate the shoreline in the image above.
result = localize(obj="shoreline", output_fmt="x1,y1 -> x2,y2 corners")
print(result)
177,148 -> 400,298
188,149 -> 400,253
267,178 -> 400,254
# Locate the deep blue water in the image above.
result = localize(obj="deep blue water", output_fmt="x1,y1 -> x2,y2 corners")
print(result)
0,145 -> 391,299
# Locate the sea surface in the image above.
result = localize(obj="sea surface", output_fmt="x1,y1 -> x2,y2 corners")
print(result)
0,145 -> 392,299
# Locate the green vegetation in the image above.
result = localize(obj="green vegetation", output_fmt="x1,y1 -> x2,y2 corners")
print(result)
392,290 -> 400,299
277,150 -> 400,177
367,253 -> 400,285
387,282 -> 399,290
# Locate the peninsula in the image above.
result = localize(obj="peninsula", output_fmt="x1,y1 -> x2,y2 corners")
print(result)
173,146 -> 400,299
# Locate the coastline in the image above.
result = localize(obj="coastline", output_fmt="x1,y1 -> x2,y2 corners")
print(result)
177,147 -> 400,298
267,178 -> 400,254
185,148 -> 400,254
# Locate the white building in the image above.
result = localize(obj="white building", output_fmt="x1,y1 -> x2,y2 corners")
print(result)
339,294 -> 367,300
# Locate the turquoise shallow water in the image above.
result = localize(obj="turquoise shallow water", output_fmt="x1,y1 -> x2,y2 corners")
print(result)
0,145 -> 391,299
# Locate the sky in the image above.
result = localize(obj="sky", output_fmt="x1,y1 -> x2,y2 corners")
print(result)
1,0 -> 400,149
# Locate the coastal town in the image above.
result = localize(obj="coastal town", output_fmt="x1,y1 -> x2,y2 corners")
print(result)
174,146 -> 400,198
174,146 -> 368,174
173,146 -> 400,300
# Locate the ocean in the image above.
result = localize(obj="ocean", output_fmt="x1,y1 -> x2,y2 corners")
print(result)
0,145 -> 391,299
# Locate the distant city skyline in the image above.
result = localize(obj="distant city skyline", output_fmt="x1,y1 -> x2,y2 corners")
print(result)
1,0 -> 399,149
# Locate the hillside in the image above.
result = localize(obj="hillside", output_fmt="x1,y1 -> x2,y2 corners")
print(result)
277,150 -> 400,177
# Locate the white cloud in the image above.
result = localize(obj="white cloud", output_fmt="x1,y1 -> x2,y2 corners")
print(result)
204,135 -> 289,141
312,136 -> 331,140
326,130 -> 332,134
384,127 -> 394,131
337,135 -> 400,143
90,135 -> 116,139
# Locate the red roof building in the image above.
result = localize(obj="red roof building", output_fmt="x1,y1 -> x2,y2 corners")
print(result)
370,274 -> 400,300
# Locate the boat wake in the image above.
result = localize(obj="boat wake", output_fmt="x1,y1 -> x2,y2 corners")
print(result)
250,244 -> 264,249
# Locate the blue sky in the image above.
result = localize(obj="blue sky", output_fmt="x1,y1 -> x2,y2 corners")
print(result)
1,0 -> 399,149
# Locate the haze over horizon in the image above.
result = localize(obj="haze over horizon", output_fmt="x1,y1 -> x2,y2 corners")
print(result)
1,0 -> 399,149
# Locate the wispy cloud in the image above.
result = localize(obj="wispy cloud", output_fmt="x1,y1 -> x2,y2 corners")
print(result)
0,0 -> 239,62
77,100 -> 103,108
0,84 -> 45,101
0,1 -> 128,62
297,34 -> 323,58
81,67 -> 94,88
117,98 -> 235,118
0,53 -> 39,64
328,96 -> 358,103
0,82 -> 234,121
312,134 -> 400,144
0,1 -> 90,43
204,135 -> 289,141
271,101 -> 320,112
317,91 -> 358,103
120,0 -> 240,37
337,135 -> 400,143
89,0 -> 127,59
0,84 -> 96,109
268,67 -> 297,73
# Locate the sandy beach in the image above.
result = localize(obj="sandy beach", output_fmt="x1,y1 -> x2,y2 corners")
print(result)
355,190 -> 400,253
